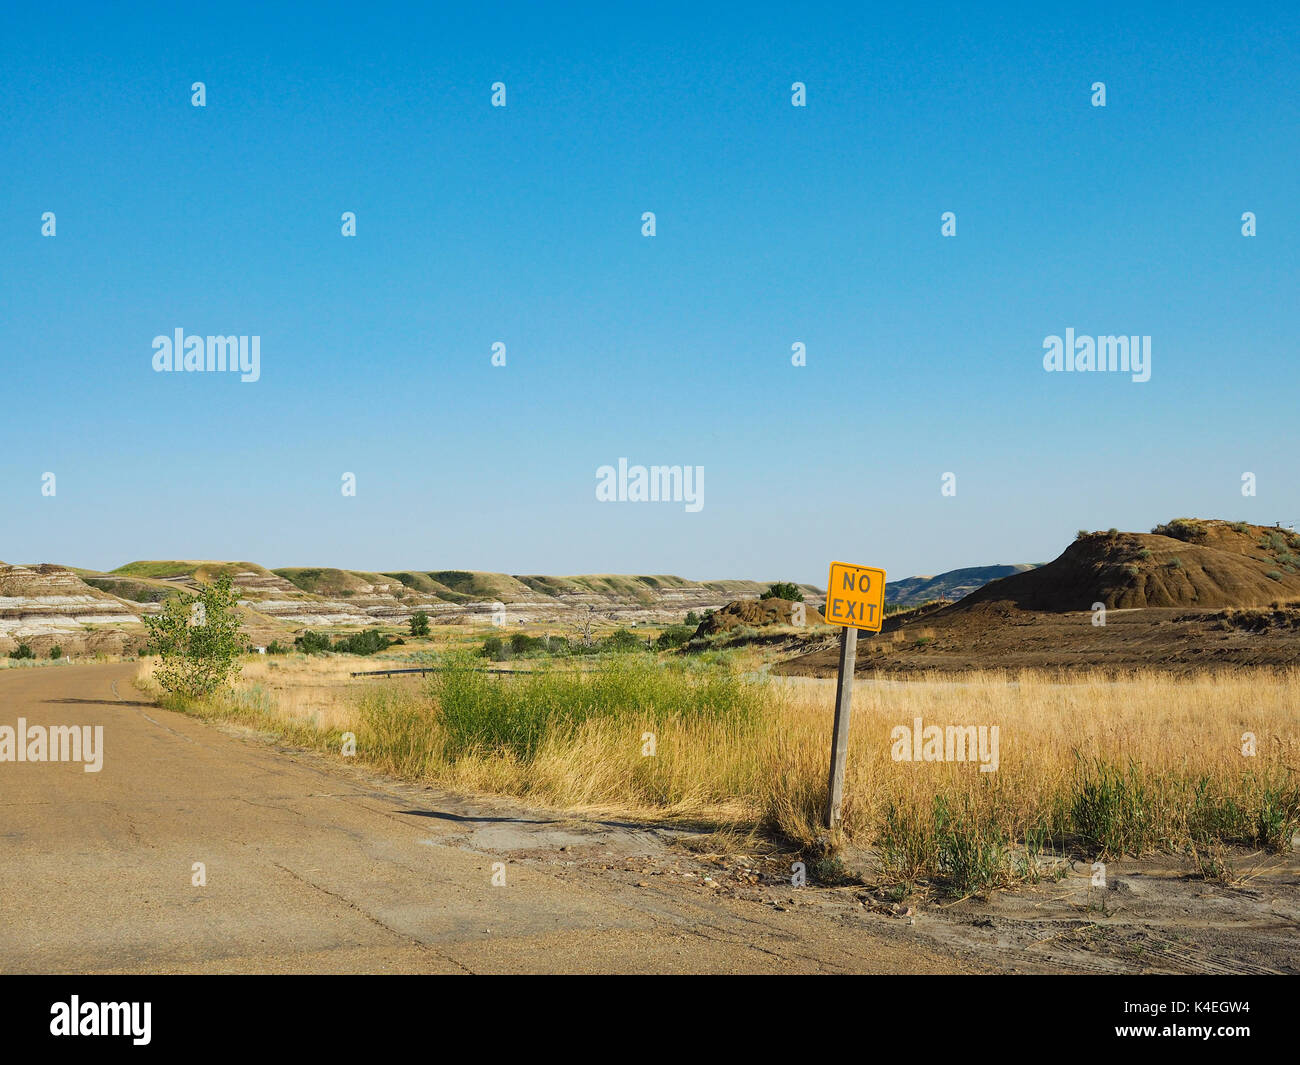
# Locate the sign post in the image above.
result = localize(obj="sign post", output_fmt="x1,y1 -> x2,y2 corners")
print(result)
822,561 -> 886,830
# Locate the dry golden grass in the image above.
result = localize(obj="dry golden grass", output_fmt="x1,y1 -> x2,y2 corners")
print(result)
140,654 -> 1300,890
765,671 -> 1298,858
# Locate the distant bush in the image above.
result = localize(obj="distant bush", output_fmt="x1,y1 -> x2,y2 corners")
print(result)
49,645 -> 63,660
1137,548 -> 1152,560
85,578 -> 175,604
1152,518 -> 1208,544
604,628 -> 643,653
332,629 -> 391,656
1267,570 -> 1284,581
266,641 -> 288,654
408,611 -> 430,637
295,630 -> 333,654
480,628 -> 655,660
684,611 -> 701,627
1168,557 -> 1184,569
760,582 -> 804,602
655,625 -> 695,650
9,643 -> 35,660
510,633 -> 544,656
1106,528 -> 1119,537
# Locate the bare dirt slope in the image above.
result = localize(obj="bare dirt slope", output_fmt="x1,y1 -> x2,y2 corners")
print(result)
963,520 -> 1300,611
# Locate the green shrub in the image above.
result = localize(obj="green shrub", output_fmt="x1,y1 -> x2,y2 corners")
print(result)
408,611 -> 430,637
49,646 -> 62,660
1152,518 -> 1208,543
510,633 -> 543,656
604,628 -> 643,653
760,582 -> 804,602
294,630 -> 333,654
9,643 -> 35,660
333,629 -> 391,656
480,635 -> 506,660
143,575 -> 245,697
655,625 -> 695,650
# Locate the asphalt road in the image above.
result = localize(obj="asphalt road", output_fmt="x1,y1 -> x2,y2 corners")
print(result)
0,663 -> 970,974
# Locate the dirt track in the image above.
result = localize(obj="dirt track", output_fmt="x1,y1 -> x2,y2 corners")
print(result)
0,664 -> 970,974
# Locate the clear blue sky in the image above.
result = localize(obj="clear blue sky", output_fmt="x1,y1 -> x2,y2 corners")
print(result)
2,1 -> 1296,585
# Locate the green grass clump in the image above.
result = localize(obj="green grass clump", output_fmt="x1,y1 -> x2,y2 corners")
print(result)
1070,762 -> 1161,858
425,655 -> 764,761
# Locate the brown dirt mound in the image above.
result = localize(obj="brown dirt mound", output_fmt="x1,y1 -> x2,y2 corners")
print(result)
695,598 -> 824,635
957,520 -> 1300,612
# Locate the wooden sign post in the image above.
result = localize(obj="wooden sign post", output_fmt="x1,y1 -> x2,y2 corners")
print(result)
822,561 -> 886,830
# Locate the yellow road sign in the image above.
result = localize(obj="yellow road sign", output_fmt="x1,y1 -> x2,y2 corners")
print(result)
824,561 -> 886,632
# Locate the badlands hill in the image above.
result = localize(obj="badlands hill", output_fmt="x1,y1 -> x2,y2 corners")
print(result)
779,520 -> 1300,675
959,520 -> 1300,611
0,563 -> 142,655
0,559 -> 820,656
886,564 -> 1040,606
